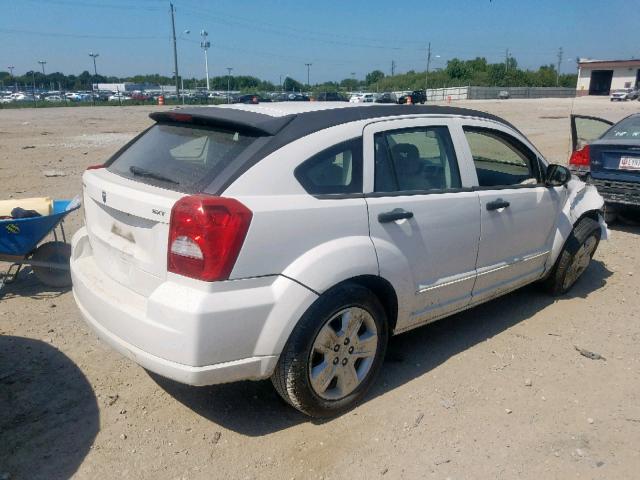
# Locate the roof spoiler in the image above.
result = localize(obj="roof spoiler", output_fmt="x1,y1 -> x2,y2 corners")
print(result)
149,108 -> 295,136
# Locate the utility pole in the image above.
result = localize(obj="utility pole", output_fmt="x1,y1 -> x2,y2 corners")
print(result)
8,65 -> 16,92
38,60 -> 46,75
170,3 -> 180,98
424,42 -> 432,91
505,48 -> 510,74
391,60 -> 396,77
226,67 -> 233,103
200,30 -> 211,91
305,63 -> 312,90
31,70 -> 37,107
556,47 -> 563,86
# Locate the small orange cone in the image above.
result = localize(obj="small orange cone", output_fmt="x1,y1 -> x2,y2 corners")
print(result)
158,95 -> 165,106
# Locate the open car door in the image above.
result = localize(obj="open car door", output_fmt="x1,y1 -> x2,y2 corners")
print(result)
571,114 -> 613,151
569,114 -> 614,176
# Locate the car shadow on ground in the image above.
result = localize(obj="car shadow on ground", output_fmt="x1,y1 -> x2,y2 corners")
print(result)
0,267 -> 68,301
153,260 -> 612,437
0,336 -> 99,480
609,211 -> 640,234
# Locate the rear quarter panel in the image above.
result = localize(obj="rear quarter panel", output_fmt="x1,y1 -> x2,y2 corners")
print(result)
223,121 -> 379,293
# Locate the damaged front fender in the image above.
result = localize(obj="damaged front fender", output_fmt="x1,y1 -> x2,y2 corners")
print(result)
546,178 -> 609,272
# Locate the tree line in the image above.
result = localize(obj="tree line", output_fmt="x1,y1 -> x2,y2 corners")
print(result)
0,56 -> 577,93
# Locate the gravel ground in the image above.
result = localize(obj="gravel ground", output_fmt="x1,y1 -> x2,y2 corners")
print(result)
1,97 -> 639,480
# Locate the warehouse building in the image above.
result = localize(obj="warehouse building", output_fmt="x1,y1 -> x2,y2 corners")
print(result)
576,58 -> 640,96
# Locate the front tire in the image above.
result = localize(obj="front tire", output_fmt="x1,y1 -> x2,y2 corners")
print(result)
271,283 -> 388,417
544,217 -> 601,295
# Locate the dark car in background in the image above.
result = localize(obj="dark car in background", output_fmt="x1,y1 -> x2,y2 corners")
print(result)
398,89 -> 427,104
233,94 -> 272,104
375,92 -> 398,104
314,92 -> 347,101
569,113 -> 640,222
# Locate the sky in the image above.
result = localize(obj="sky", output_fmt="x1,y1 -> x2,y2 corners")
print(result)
1,0 -> 639,84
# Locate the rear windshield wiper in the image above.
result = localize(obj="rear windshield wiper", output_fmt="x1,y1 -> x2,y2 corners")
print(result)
129,166 -> 179,185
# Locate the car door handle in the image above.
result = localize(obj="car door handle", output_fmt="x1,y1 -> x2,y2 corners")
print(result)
378,208 -> 414,223
486,199 -> 510,211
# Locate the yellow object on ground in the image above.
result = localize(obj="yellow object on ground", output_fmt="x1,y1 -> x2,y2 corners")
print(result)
0,197 -> 53,217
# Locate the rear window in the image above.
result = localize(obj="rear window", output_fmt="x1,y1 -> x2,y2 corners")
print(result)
107,124 -> 259,191
602,116 -> 640,140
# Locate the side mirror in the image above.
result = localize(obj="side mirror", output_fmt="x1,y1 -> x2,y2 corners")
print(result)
546,164 -> 571,187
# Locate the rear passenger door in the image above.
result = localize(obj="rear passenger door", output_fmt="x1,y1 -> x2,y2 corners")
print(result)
460,123 -> 565,303
363,119 -> 481,331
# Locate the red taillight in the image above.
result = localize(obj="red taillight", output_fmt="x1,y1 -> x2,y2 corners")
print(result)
86,164 -> 104,170
168,195 -> 252,281
167,112 -> 193,123
569,144 -> 591,168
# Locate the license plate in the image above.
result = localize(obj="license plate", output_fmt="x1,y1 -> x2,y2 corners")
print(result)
619,156 -> 640,171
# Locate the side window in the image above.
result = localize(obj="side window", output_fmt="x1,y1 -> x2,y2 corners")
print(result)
295,138 -> 362,195
374,126 -> 461,193
464,128 -> 539,187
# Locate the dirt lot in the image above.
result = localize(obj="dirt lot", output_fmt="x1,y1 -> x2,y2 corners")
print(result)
1,97 -> 640,480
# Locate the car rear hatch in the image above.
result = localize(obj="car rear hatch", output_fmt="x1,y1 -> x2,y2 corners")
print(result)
590,142 -> 640,183
82,169 -> 182,296
589,115 -> 640,182
81,110 -> 288,295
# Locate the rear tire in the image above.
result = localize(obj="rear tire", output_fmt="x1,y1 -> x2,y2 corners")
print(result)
31,241 -> 72,288
271,283 -> 388,418
544,217 -> 601,295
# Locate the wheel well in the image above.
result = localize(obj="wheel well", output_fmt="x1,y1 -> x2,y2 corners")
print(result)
335,275 -> 398,333
577,209 -> 601,224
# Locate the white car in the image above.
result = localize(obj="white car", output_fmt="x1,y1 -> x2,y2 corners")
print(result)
610,88 -> 638,101
71,103 -> 607,417
108,94 -> 131,102
349,93 -> 375,103
45,95 -> 63,102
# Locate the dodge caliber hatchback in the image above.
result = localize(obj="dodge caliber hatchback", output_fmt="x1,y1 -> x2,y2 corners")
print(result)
71,103 -> 607,417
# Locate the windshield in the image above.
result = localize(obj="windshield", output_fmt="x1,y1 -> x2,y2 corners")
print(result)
107,124 -> 259,192
602,116 -> 640,140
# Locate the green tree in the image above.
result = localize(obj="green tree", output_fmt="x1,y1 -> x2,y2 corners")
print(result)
365,70 -> 385,85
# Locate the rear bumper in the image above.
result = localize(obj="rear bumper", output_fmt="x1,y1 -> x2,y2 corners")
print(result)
70,227 -> 317,386
74,293 -> 277,386
590,178 -> 640,207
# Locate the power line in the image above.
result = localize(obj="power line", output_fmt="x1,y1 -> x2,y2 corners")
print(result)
0,27 -> 164,40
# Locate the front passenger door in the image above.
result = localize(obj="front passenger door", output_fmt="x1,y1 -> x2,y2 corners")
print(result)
462,126 -> 565,303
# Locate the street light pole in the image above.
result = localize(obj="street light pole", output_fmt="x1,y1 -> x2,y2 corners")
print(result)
200,30 -> 211,91
226,67 -> 233,103
38,60 -> 46,75
89,52 -> 99,76
305,63 -> 312,90
8,65 -> 16,92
